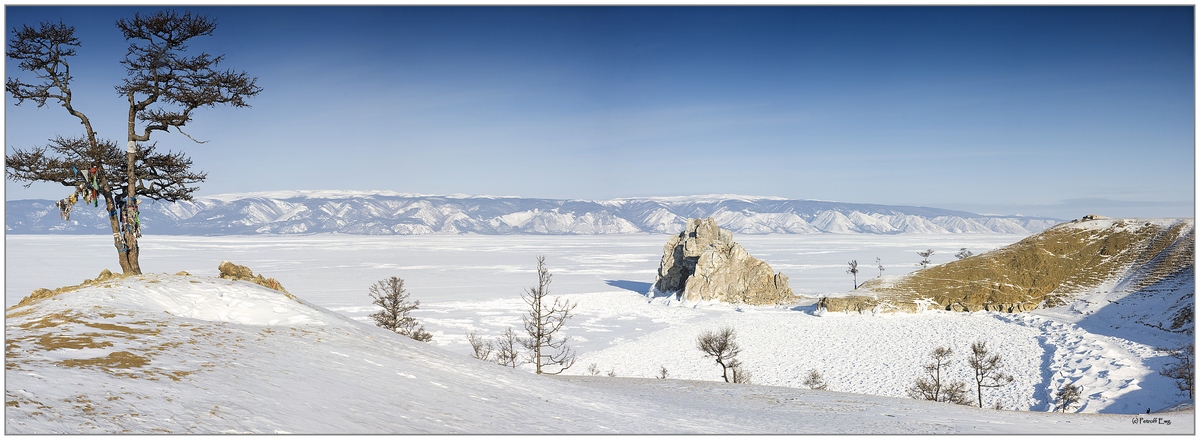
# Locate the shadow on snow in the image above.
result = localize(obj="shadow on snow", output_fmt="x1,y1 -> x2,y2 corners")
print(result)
605,280 -> 653,295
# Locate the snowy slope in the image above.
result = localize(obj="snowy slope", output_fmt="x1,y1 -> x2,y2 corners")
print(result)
4,274 -> 1192,434
5,192 -> 1060,236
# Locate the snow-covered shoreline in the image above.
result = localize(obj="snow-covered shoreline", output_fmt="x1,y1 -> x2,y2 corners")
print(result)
5,272 -> 1193,434
5,233 -> 1193,433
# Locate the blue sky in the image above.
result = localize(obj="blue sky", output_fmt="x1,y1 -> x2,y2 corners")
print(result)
4,6 -> 1194,219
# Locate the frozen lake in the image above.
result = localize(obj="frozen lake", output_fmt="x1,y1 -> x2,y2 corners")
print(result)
6,233 -> 1026,360
6,232 -> 1189,414
5,232 -> 1030,363
5,233 -> 1026,310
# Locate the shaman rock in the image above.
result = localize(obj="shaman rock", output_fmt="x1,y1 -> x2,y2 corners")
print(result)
654,217 -> 794,305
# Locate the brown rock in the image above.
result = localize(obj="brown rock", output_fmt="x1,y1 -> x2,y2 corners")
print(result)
218,261 -> 288,293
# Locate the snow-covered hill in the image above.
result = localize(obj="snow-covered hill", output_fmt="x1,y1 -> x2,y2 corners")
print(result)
5,191 -> 1060,236
5,272 -> 1191,434
828,218 -> 1195,319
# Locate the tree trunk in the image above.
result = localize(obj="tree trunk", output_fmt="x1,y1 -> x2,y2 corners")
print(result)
103,192 -> 134,274
534,303 -> 543,374
123,142 -> 142,274
977,382 -> 983,408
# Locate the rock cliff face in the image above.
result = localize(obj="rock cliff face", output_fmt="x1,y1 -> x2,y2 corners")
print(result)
654,218 -> 794,305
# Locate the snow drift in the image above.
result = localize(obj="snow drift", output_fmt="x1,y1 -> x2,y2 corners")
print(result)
5,270 -> 1191,434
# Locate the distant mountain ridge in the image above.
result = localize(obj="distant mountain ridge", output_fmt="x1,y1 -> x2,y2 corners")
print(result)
5,191 -> 1062,236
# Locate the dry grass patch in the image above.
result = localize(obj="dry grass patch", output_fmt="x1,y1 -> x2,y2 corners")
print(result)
59,351 -> 150,370
821,220 -> 1194,314
36,334 -> 113,351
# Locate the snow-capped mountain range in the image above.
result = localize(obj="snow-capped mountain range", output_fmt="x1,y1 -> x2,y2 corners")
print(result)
5,190 -> 1062,235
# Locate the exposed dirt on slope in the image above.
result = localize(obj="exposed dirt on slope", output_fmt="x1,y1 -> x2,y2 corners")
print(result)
6,269 -> 132,313
819,219 -> 1194,314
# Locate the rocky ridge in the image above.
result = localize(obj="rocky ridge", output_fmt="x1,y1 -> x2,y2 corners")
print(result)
819,217 -> 1195,322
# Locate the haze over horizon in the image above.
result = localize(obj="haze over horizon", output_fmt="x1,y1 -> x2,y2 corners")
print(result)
4,6 -> 1194,220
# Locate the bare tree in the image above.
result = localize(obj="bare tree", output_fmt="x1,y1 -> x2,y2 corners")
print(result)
1054,382 -> 1082,413
697,326 -> 744,383
847,260 -> 859,289
467,331 -> 493,361
967,341 -> 1014,408
1159,343 -> 1194,399
493,327 -> 522,368
368,277 -> 432,342
520,256 -> 576,374
803,369 -> 829,390
876,257 -> 885,278
658,366 -> 669,379
907,346 -> 952,401
955,248 -> 974,260
586,363 -> 600,376
917,249 -> 935,269
607,367 -> 617,377
908,346 -> 972,405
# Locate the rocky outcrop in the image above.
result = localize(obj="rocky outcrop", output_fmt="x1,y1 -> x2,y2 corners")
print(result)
654,218 -> 794,305
218,261 -> 289,294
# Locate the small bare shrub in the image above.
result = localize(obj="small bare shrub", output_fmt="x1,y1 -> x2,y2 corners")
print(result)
803,369 -> 829,390
697,326 -> 743,383
1055,382 -> 1082,413
1159,343 -> 1194,399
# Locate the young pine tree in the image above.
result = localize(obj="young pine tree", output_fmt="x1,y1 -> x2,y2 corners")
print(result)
1055,382 -> 1082,413
368,277 -> 432,342
908,346 -> 972,405
917,249 -> 935,269
847,260 -> 859,289
967,341 -> 1014,408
